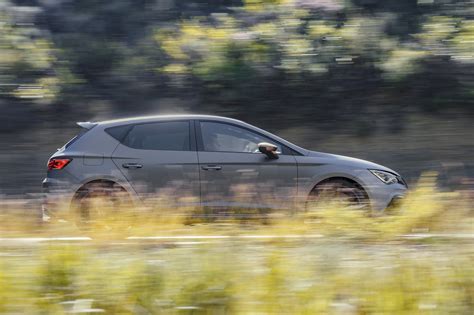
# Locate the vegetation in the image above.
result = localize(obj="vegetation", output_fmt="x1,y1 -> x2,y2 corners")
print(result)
0,174 -> 473,313
0,2 -> 472,313
0,238 -> 472,314
1,0 -> 473,129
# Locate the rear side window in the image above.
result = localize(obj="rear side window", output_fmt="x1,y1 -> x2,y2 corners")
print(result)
105,125 -> 132,142
122,121 -> 191,151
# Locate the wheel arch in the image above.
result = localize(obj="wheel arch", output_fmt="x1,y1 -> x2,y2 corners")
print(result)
311,176 -> 369,197
303,175 -> 372,210
307,174 -> 371,203
70,176 -> 139,207
74,178 -> 125,192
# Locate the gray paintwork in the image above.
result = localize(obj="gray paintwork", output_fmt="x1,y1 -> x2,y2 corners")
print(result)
43,115 -> 407,214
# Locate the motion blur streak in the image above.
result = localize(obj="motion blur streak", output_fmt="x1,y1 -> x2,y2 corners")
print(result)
0,0 -> 473,314
0,0 -> 473,194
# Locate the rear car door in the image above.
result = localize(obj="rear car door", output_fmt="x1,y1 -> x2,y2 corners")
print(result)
111,120 -> 200,207
196,120 -> 297,210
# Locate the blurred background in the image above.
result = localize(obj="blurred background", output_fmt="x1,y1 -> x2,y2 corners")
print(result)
0,0 -> 473,195
0,2 -> 473,314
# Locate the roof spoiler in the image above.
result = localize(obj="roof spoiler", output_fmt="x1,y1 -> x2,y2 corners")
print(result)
77,121 -> 97,130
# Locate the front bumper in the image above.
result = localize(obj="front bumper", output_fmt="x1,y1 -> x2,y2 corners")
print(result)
355,170 -> 408,211
367,183 -> 407,211
386,195 -> 405,210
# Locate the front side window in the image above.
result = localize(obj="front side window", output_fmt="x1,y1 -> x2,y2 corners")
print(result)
200,121 -> 282,153
123,121 -> 190,151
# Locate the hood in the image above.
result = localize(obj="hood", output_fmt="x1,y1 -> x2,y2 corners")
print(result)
306,150 -> 400,175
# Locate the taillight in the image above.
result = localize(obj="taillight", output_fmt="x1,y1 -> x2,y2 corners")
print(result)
47,158 -> 72,170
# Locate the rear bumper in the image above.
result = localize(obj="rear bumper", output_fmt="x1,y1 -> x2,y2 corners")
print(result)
42,178 -> 76,220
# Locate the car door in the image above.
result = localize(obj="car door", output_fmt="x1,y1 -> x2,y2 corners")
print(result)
196,120 -> 297,210
111,120 -> 200,207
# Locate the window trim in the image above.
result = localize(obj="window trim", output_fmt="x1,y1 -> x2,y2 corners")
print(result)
106,120 -> 196,152
195,120 -> 295,155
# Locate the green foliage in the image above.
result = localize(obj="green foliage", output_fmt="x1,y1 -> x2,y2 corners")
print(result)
1,0 -> 472,134
144,0 -> 473,121
0,235 -> 472,313
0,9 -> 62,103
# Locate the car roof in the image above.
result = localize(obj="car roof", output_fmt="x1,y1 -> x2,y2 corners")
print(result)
96,114 -> 242,127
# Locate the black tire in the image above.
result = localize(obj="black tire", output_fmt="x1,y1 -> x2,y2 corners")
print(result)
306,178 -> 370,211
71,181 -> 134,230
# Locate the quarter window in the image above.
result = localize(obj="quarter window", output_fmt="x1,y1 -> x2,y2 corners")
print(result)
123,121 -> 190,151
105,125 -> 132,142
200,122 -> 282,153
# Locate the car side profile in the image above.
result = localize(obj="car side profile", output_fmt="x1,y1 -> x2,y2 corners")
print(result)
43,115 -> 407,222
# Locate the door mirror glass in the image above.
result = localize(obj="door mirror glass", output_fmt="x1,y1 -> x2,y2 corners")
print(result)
258,142 -> 279,159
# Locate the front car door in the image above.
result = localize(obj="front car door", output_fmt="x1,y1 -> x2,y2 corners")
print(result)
111,120 -> 200,208
196,120 -> 297,211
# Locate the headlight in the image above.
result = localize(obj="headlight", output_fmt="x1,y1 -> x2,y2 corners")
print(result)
369,170 -> 399,185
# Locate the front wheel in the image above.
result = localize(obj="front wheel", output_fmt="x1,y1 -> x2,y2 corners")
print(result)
306,178 -> 370,211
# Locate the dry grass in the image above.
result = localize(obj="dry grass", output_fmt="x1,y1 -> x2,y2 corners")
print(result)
0,173 -> 473,314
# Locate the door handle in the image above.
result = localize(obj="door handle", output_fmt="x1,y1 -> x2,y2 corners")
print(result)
201,165 -> 222,171
122,163 -> 143,169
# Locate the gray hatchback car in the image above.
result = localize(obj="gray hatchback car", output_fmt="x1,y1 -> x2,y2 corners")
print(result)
43,115 -> 407,222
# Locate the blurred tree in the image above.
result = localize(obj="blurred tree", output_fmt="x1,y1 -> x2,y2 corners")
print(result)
2,0 -> 472,130
0,3 -> 64,132
0,12 -> 58,102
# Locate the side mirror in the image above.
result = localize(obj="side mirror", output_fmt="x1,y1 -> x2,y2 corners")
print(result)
258,142 -> 279,159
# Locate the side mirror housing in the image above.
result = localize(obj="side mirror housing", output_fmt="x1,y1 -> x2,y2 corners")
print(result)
258,142 -> 279,159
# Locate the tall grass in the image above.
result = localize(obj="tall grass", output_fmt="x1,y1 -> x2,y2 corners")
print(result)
0,240 -> 472,314
0,174 -> 472,314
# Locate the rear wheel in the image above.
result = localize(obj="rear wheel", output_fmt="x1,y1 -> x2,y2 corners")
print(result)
306,178 -> 370,211
71,181 -> 135,231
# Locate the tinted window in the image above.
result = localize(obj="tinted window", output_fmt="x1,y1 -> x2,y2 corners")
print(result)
123,121 -> 190,151
200,122 -> 282,153
105,125 -> 132,142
